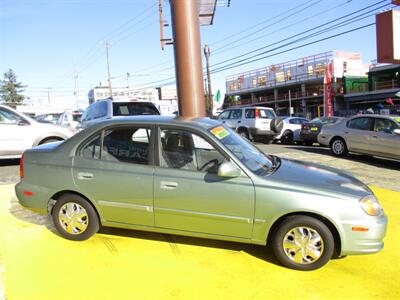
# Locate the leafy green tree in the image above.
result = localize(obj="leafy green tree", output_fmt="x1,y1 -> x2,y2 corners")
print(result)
0,69 -> 25,104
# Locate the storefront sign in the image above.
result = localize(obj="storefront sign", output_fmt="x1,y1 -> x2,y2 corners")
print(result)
324,62 -> 334,117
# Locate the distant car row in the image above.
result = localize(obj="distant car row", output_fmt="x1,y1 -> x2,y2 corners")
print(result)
217,106 -> 400,161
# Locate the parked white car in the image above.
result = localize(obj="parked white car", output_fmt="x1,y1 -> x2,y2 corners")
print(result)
217,106 -> 277,143
57,111 -> 82,130
274,116 -> 309,144
0,105 -> 74,159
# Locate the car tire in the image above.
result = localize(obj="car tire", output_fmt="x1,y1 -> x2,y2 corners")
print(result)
238,129 -> 249,140
39,138 -> 63,145
270,117 -> 285,134
52,193 -> 100,241
281,130 -> 293,145
271,215 -> 334,271
330,138 -> 348,157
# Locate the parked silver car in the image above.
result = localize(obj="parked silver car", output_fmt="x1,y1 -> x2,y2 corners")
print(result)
0,105 -> 74,159
318,114 -> 400,160
217,106 -> 277,143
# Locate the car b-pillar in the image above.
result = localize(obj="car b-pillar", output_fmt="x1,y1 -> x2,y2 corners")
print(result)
170,0 -> 206,118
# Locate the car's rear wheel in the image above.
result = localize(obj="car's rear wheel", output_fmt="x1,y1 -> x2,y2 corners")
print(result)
271,215 -> 334,271
52,193 -> 99,241
238,129 -> 249,140
39,137 -> 63,145
330,138 -> 348,157
281,130 -> 293,145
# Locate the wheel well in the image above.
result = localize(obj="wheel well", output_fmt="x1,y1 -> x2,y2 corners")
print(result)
267,212 -> 342,258
50,190 -> 101,225
329,136 -> 345,148
237,127 -> 248,133
39,136 -> 64,145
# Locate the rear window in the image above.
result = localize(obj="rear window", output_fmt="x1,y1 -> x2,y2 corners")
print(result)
112,102 -> 160,116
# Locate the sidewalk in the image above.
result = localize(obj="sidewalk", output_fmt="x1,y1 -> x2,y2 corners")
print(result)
0,184 -> 399,300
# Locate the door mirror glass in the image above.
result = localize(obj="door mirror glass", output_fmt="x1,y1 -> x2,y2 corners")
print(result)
217,161 -> 241,178
17,119 -> 30,126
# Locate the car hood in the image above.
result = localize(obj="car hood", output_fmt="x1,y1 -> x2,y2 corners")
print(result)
268,158 -> 371,198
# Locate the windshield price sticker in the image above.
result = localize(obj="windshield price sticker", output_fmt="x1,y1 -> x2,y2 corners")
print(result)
211,126 -> 230,139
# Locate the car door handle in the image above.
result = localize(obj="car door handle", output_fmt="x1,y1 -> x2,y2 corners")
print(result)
222,121 -> 226,123
344,131 -> 349,134
160,181 -> 178,190
238,120 -> 241,123
77,172 -> 94,180
372,135 -> 378,138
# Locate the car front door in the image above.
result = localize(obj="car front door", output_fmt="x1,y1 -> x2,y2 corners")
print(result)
226,109 -> 243,130
72,125 -> 154,226
370,118 -> 400,159
344,117 -> 374,153
0,107 -> 34,157
154,127 -> 255,239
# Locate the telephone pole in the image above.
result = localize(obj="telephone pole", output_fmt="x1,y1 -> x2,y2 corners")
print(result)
106,41 -> 113,99
73,71 -> 79,110
170,0 -> 205,118
204,44 -> 212,115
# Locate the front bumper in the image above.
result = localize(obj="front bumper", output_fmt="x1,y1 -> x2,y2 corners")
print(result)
340,213 -> 388,256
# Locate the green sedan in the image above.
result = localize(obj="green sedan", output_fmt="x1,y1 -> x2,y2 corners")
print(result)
16,116 -> 387,270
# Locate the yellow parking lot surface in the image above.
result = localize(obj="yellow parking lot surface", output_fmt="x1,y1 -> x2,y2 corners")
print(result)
0,184 -> 399,300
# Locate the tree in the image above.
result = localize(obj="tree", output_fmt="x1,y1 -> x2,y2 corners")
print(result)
0,69 -> 25,104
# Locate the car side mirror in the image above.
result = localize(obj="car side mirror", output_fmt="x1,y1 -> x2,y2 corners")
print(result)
217,161 -> 241,178
393,129 -> 400,135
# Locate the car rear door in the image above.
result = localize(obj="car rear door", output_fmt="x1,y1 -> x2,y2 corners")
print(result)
72,125 -> 155,226
344,117 -> 374,153
370,117 -> 400,159
153,126 -> 255,239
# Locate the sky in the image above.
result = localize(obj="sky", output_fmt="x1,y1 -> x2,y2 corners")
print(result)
0,0 -> 396,110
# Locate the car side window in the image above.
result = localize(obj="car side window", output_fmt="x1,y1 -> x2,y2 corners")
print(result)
245,109 -> 255,119
102,127 -> 151,165
259,109 -> 275,119
218,110 -> 230,120
289,119 -> 299,124
79,134 -> 101,160
347,117 -> 373,131
374,118 -> 397,134
0,108 -> 23,124
229,109 -> 242,119
159,128 -> 226,173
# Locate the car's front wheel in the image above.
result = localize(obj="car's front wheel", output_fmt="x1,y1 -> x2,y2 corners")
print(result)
52,193 -> 100,241
271,215 -> 334,270
330,138 -> 348,157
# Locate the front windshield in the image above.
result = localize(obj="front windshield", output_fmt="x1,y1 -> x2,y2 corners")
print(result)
209,125 -> 276,176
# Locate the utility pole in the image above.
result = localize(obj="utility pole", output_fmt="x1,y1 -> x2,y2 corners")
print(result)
73,71 -> 79,110
204,44 -> 213,116
170,0 -> 206,118
126,72 -> 131,89
106,41 -> 113,99
47,88 -> 51,106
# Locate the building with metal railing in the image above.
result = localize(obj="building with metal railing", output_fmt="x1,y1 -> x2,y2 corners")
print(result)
224,51 -> 369,118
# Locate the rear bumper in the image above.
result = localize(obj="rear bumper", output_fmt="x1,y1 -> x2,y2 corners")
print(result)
300,132 -> 319,142
249,128 -> 277,138
15,181 -> 51,215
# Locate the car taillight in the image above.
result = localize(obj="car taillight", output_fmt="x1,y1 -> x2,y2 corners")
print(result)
255,109 -> 260,119
20,152 -> 24,179
301,124 -> 308,130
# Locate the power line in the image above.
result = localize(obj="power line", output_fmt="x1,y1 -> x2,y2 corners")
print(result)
211,0 -> 354,56
211,0 -> 391,69
211,23 -> 375,74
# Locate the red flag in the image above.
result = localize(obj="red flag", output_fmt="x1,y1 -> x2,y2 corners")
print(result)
323,63 -> 334,117
386,98 -> 394,105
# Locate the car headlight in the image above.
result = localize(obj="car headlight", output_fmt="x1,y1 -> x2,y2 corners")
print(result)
359,195 -> 383,216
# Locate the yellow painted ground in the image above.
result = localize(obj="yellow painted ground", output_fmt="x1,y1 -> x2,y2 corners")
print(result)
0,184 -> 399,300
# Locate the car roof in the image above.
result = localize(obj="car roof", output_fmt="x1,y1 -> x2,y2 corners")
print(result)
91,115 -> 221,131
223,106 -> 274,110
